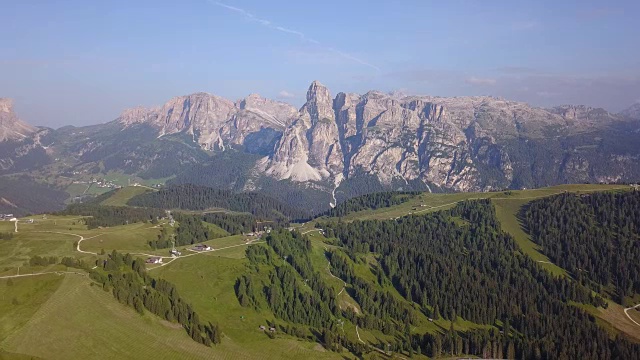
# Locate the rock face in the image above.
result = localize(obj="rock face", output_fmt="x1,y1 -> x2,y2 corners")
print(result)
111,83 -> 640,193
2,83 -> 639,203
0,98 -> 50,174
118,93 -> 297,152
260,83 -> 635,192
0,98 -> 36,142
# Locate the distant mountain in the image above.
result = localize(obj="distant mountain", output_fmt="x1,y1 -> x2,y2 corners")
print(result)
1,83 -> 640,213
620,102 -> 640,120
0,98 -> 36,141
0,98 -> 51,174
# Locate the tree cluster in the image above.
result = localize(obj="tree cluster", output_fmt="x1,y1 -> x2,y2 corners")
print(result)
320,199 -> 639,359
523,190 -> 640,301
127,184 -> 308,220
59,204 -> 163,229
90,251 -> 222,346
325,191 -> 419,218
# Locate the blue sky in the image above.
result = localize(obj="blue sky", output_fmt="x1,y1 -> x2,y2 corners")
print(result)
2,0 -> 639,127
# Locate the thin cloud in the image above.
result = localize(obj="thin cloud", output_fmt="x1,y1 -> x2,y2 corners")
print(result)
512,20 -> 539,31
466,77 -> 497,86
211,1 -> 379,72
278,90 -> 296,99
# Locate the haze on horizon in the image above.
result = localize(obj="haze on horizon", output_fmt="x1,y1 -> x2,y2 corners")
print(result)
2,0 -> 639,128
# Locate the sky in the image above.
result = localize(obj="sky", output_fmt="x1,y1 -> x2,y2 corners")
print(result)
1,0 -> 640,127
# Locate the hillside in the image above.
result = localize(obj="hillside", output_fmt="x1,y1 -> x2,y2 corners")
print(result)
2,184 -> 640,359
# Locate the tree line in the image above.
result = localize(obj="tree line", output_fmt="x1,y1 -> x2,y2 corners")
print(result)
59,204 -> 164,229
320,199 -> 640,359
127,184 -> 309,221
325,191 -> 419,218
89,250 -> 221,346
523,190 -> 640,301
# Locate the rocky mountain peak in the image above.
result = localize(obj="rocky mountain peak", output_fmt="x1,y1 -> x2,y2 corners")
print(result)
303,81 -> 334,124
0,98 -> 14,114
0,98 -> 36,142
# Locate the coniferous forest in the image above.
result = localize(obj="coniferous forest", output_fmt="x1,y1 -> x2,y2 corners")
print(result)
127,184 -> 309,220
90,251 -> 222,347
234,199 -> 640,359
324,191 -> 419,218
523,190 -> 640,301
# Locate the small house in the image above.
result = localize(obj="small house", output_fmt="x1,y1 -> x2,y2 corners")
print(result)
269,327 -> 276,332
259,325 -> 266,331
193,244 -> 212,251
145,257 -> 163,264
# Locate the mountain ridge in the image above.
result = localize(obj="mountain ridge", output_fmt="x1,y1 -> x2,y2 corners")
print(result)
1,82 -> 640,212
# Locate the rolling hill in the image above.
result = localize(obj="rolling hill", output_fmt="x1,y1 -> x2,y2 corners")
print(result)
1,184 -> 640,359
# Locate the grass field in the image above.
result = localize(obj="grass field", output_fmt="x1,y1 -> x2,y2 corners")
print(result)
1,183 -> 637,359
156,255 -> 350,360
1,274 -> 228,360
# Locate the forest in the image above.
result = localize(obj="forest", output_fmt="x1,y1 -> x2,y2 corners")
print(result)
318,200 -> 640,359
127,184 -> 308,220
59,204 -> 164,228
89,251 -> 221,346
523,190 -> 640,301
325,191 -> 419,218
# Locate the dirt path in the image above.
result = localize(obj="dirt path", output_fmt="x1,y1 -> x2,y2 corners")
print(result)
326,262 -> 346,296
34,231 -> 101,255
0,271 -> 86,280
301,229 -> 321,235
624,304 -> 640,327
143,240 -> 264,271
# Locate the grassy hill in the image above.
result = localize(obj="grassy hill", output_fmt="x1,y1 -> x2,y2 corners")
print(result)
1,183 -> 639,359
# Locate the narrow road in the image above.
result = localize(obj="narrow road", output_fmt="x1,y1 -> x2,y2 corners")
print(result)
34,231 -> 101,255
355,325 -> 364,344
143,240 -> 264,271
0,271 -> 86,280
624,303 -> 640,327
326,262 -> 346,296
301,229 -> 322,235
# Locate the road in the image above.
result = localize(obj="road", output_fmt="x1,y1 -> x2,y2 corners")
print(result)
301,228 -> 322,235
326,262 -> 346,296
0,270 -> 86,280
624,303 -> 640,327
35,231 -> 101,255
142,240 -> 264,271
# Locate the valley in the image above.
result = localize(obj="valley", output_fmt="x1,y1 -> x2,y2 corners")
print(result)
1,184 -> 639,359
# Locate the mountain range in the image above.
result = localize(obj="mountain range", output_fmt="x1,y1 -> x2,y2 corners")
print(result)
1,81 -> 640,213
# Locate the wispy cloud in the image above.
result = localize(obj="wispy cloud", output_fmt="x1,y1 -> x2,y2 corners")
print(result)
512,20 -> 540,31
466,76 -> 497,86
211,1 -> 379,72
277,90 -> 296,99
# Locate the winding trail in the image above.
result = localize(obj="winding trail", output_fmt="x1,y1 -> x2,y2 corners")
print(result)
624,304 -> 640,327
142,240 -> 264,271
355,325 -> 364,344
301,229 -> 322,235
34,231 -> 101,255
326,262 -> 346,296
0,271 -> 86,280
